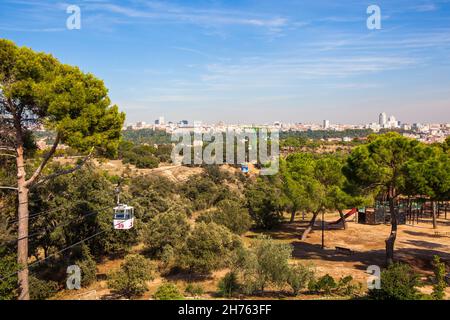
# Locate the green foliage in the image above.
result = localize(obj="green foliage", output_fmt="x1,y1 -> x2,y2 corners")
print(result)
287,263 -> 315,296
404,145 -> 450,201
160,244 -> 176,270
245,178 -> 284,229
431,255 -> 447,300
29,166 -> 139,257
153,282 -> 184,300
233,235 -> 292,294
108,254 -> 154,298
368,263 -> 421,300
0,39 -> 125,155
74,245 -> 97,287
182,175 -> 234,210
284,153 -> 368,215
154,144 -> 173,163
197,199 -> 252,235
0,248 -> 18,300
203,165 -> 231,183
143,211 -> 190,256
217,271 -> 240,298
335,275 -> 362,296
179,222 -> 241,274
308,274 -> 361,297
128,174 -> 190,222
309,274 -> 337,295
184,283 -> 204,297
122,129 -> 172,145
119,142 -> 160,168
29,276 -> 59,300
344,133 -> 420,197
280,129 -> 374,142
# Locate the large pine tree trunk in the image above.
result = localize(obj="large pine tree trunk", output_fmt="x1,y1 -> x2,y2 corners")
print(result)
301,211 -> 319,241
385,191 -> 397,266
16,142 -> 30,300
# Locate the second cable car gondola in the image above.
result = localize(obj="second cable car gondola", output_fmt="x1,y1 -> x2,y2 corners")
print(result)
241,163 -> 249,174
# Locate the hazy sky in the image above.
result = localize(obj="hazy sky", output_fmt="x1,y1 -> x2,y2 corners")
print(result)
1,0 -> 450,124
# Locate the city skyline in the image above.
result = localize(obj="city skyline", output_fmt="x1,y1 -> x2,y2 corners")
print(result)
1,0 -> 450,123
126,112 -> 447,127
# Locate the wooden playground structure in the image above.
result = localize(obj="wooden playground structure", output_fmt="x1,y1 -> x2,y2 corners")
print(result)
350,199 -> 450,229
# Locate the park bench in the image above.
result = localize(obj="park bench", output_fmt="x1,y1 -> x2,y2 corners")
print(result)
335,246 -> 354,255
433,231 -> 450,238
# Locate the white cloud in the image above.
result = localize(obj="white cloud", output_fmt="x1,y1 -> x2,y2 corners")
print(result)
86,2 -> 289,28
413,3 -> 438,12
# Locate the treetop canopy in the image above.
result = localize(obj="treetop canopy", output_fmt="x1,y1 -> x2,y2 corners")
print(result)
0,39 -> 125,155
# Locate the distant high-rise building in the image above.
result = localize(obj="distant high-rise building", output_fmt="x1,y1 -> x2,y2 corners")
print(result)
379,112 -> 387,126
136,121 -> 146,128
158,116 -> 165,125
387,115 -> 398,128
323,120 -> 330,129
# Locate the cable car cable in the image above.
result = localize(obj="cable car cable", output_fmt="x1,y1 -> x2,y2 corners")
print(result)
1,205 -> 113,246
0,218 -> 132,283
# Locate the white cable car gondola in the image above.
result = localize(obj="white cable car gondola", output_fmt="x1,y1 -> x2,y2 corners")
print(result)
113,184 -> 134,230
113,204 -> 135,230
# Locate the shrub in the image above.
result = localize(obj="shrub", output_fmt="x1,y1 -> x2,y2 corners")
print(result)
245,179 -> 283,229
29,276 -> 59,300
197,199 -> 252,235
181,175 -> 236,210
310,274 -> 337,295
233,235 -> 292,294
431,255 -> 447,300
121,144 -> 160,169
160,244 -> 175,270
287,263 -> 315,296
368,263 -> 421,300
217,271 -> 240,297
74,245 -> 97,287
308,274 -> 361,297
335,275 -> 362,297
154,282 -> 183,300
108,254 -> 154,298
0,248 -> 17,300
185,283 -> 204,297
178,222 -> 241,274
143,211 -> 190,256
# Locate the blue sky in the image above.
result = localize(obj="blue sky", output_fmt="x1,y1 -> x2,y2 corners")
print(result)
1,0 -> 450,124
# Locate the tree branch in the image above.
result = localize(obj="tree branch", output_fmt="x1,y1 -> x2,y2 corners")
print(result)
25,134 -> 61,188
30,148 -> 94,189
0,186 -> 18,191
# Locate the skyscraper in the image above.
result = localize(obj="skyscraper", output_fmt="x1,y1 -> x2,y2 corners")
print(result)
379,112 -> 387,127
323,120 -> 330,129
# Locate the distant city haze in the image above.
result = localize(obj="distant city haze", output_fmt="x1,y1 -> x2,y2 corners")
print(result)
1,0 -> 449,124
